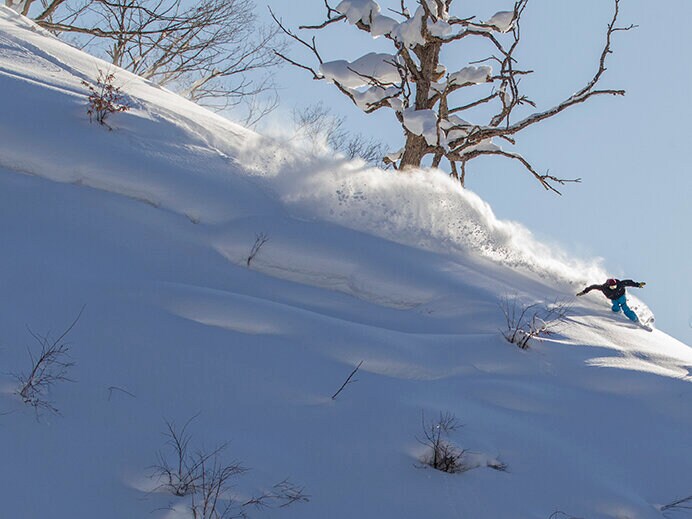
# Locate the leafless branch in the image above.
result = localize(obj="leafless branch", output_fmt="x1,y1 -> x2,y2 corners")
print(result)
241,479 -> 310,510
660,493 -> 692,512
270,7 -> 324,65
246,232 -> 268,268
331,360 -> 363,400
107,385 -> 136,400
455,148 -> 581,195
417,411 -> 466,473
28,0 -> 284,117
150,416 -> 308,518
499,295 -> 571,349
300,14 -> 346,30
293,103 -> 389,166
12,306 -> 84,418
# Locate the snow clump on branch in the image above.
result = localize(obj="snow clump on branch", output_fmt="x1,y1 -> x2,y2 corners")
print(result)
403,109 -> 439,146
485,11 -> 516,33
319,53 -> 401,88
336,0 -> 398,37
448,66 -> 493,87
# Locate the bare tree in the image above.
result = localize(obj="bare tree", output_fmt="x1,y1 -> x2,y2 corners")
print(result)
271,0 -> 635,193
293,103 -> 390,167
12,306 -> 84,417
8,0 -> 284,121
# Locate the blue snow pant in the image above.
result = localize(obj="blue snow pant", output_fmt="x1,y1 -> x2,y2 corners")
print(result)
611,295 -> 638,322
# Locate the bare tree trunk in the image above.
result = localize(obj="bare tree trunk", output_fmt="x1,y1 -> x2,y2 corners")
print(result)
400,40 -> 441,170
400,133 -> 427,169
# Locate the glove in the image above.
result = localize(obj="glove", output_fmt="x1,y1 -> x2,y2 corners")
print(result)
576,290 -> 586,296
638,282 -> 646,288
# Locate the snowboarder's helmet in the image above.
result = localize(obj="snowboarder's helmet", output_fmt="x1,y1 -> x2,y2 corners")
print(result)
606,278 -> 618,289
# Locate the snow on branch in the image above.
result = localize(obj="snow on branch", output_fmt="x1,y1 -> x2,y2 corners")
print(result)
320,53 -> 402,88
272,0 -> 633,192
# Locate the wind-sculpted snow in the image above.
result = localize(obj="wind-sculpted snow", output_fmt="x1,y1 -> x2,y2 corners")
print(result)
236,137 -> 608,290
1,9 -> 690,519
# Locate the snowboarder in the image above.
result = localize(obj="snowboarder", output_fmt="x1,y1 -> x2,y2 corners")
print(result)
576,278 -> 646,322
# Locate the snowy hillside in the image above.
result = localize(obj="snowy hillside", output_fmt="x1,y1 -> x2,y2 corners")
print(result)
0,6 -> 691,519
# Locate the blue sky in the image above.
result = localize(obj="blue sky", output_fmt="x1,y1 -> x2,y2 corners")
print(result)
258,0 -> 691,344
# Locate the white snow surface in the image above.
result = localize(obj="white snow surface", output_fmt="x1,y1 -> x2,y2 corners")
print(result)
0,7 -> 691,519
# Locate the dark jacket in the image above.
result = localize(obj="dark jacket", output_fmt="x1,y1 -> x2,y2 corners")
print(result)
581,279 -> 641,300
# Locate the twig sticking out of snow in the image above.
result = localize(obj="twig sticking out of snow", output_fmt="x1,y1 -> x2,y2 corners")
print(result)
660,493 -> 692,512
247,232 -> 269,268
331,360 -> 364,399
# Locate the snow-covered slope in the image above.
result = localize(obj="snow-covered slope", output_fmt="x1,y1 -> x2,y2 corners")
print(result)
0,7 -> 690,519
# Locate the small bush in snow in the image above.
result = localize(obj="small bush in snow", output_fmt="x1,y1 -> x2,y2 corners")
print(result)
151,417 -> 308,518
12,307 -> 83,417
81,69 -> 129,129
500,296 -> 571,349
418,411 -> 466,474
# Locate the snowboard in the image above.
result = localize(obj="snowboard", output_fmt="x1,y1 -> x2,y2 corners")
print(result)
636,321 -> 653,332
635,315 -> 654,332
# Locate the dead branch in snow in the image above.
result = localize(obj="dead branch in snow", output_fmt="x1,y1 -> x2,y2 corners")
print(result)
246,232 -> 269,268
331,360 -> 364,400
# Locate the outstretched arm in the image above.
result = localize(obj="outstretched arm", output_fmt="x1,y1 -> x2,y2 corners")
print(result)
622,279 -> 646,288
577,284 -> 602,296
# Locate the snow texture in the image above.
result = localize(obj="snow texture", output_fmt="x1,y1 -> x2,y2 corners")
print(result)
390,6 -> 426,47
335,0 -> 397,37
320,52 -> 400,88
403,108 -> 439,145
335,0 -> 380,24
448,65 -> 492,86
486,10 -> 515,32
0,7 -> 689,519
427,18 -> 453,38
352,85 -> 401,111
440,115 -> 472,142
